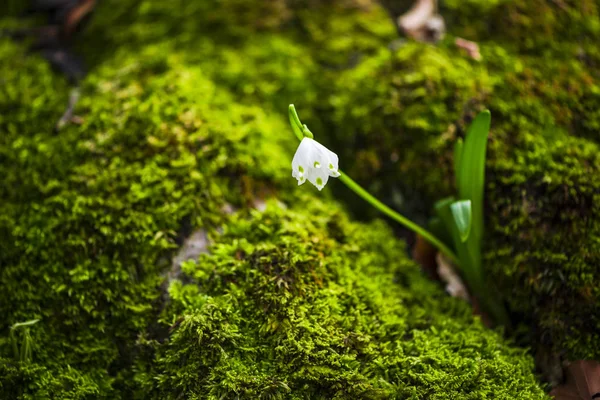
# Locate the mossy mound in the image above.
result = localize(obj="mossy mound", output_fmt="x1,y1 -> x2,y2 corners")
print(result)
135,200 -> 547,399
186,0 -> 600,363
486,134 -> 600,361
0,32 -> 295,397
0,0 -> 582,397
0,33 -> 548,395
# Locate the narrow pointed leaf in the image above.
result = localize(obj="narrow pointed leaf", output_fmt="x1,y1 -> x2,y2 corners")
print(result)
457,110 -> 490,242
434,197 -> 460,247
450,200 -> 472,242
454,138 -> 463,190
434,196 -> 456,215
24,332 -> 32,362
19,333 -> 27,362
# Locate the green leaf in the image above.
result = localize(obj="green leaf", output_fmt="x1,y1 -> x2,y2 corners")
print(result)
434,196 -> 456,214
434,196 -> 460,247
456,110 -> 490,242
454,138 -> 463,190
428,217 -> 453,248
450,200 -> 472,242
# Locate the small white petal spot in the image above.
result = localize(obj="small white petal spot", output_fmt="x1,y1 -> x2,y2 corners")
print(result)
314,161 -> 321,168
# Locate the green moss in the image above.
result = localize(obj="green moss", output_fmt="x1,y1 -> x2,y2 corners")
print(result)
79,0 -> 396,119
0,31 -> 295,397
443,0 -> 600,56
442,0 -> 600,145
486,134 -> 600,360
0,0 -> 594,396
0,357 -> 105,399
136,199 -> 547,399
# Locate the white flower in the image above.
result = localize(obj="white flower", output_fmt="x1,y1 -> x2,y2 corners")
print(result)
292,138 -> 340,191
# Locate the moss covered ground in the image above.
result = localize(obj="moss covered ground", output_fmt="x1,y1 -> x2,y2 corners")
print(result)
137,200 -> 546,399
0,27 -> 296,397
0,0 -> 595,397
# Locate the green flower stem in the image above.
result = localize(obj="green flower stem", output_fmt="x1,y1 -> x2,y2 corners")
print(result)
338,172 -> 461,266
289,105 -> 313,140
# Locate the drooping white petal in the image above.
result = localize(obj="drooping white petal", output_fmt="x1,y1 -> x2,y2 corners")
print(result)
309,139 -> 340,177
291,137 -> 339,190
325,150 -> 340,177
307,165 -> 329,191
291,138 -> 313,185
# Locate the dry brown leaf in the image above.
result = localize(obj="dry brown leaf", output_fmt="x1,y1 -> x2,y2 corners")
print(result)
411,235 -> 469,301
412,237 -> 495,326
436,253 -> 470,302
63,0 -> 97,38
397,0 -> 445,42
411,234 -> 439,280
398,0 -> 436,33
455,37 -> 482,60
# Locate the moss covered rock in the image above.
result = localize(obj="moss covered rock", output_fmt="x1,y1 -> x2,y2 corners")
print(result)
0,0 -> 582,397
0,29 -> 294,397
134,199 -> 547,399
0,32 -> 547,395
486,134 -> 600,361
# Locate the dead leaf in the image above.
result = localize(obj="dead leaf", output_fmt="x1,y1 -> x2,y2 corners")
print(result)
397,0 -> 445,42
412,234 -> 439,280
63,0 -> 97,38
455,37 -> 482,60
436,252 -> 470,302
